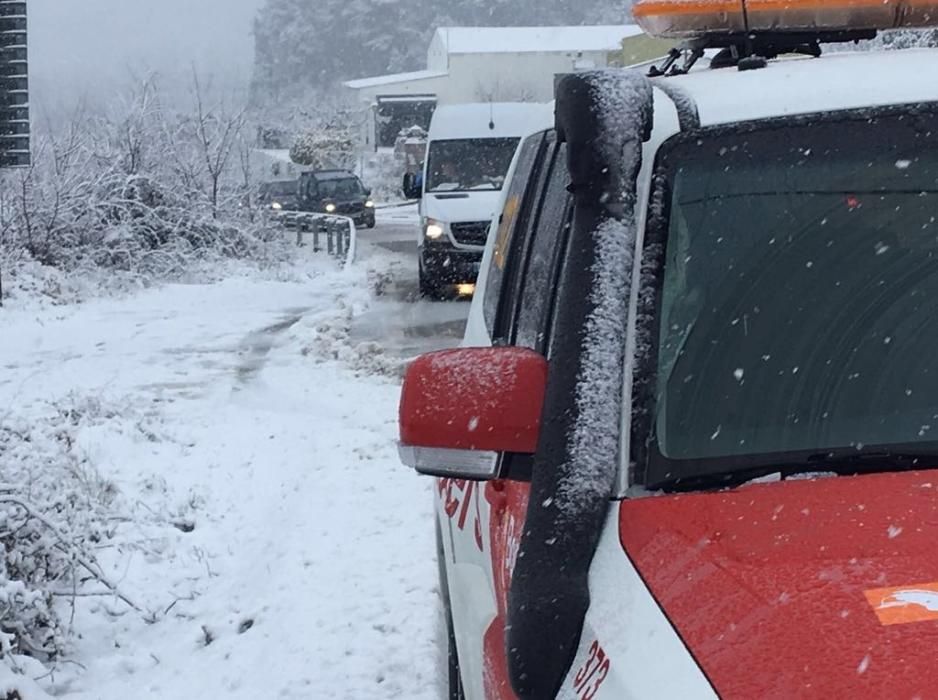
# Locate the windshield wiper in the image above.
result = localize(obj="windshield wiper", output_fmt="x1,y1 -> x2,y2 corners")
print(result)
806,448 -> 938,467
652,448 -> 938,493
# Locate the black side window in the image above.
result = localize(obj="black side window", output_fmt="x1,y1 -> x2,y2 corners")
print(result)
511,143 -> 571,352
483,132 -> 547,336
495,140 -> 572,481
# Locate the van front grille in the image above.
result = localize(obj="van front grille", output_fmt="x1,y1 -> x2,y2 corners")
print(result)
450,221 -> 490,246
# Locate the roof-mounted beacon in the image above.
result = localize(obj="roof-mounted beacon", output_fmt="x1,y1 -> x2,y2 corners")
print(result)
633,0 -> 938,39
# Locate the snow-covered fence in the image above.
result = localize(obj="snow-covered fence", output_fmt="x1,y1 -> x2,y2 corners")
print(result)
274,212 -> 356,266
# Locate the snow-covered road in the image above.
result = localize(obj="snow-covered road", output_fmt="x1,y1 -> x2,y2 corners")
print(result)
1,241 -> 449,698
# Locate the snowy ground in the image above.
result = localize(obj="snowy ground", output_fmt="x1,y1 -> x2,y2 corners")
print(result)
0,213 -> 462,699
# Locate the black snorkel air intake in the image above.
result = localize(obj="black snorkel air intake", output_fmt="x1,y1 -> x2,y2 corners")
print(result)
505,71 -> 653,698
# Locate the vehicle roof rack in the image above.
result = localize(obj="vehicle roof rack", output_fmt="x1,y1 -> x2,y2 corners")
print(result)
648,29 -> 877,76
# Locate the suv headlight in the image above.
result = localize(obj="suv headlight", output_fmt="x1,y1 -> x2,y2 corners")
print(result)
365,200 -> 375,208
325,203 -> 337,213
424,218 -> 445,241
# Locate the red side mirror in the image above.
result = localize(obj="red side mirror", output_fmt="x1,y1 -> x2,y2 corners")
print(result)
399,346 -> 548,479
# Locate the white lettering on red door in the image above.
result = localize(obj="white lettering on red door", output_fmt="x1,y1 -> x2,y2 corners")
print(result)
438,478 -> 484,551
573,640 -> 611,700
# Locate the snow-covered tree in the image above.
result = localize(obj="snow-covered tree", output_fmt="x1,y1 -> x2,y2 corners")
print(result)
289,128 -> 356,170
0,73 -> 291,302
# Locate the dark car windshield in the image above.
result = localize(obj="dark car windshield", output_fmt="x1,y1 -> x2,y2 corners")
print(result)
261,181 -> 296,198
426,138 -> 519,192
639,107 -> 938,489
314,176 -> 365,199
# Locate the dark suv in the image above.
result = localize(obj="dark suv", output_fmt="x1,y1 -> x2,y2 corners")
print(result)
298,170 -> 375,228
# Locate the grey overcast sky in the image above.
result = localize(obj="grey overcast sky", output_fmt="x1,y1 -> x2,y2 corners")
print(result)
30,0 -> 265,111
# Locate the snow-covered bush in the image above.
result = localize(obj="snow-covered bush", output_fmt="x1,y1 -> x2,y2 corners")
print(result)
360,150 -> 406,203
353,126 -> 427,202
0,77 -> 294,306
289,128 -> 356,170
0,394 -> 145,664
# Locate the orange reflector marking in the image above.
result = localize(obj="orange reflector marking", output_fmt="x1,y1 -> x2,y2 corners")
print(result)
633,0 -> 938,37
865,582 -> 938,626
633,0 -> 739,15
634,0 -> 922,17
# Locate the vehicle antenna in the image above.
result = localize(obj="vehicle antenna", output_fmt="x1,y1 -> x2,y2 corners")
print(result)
736,0 -> 767,70
740,0 -> 753,53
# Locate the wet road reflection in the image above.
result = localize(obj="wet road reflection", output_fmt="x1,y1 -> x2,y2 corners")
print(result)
353,207 -> 472,359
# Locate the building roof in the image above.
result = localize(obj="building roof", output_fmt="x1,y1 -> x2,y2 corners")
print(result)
344,69 -> 449,90
343,25 -> 646,93
433,25 -> 643,55
669,48 -> 938,128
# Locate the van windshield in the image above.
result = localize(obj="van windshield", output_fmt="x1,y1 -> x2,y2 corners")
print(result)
641,107 -> 938,489
426,138 -> 520,192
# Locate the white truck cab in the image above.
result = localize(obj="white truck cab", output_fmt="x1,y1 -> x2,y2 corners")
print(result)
409,102 -> 552,299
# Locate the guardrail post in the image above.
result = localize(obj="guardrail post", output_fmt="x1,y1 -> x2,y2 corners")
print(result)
279,214 -> 355,262
336,221 -> 346,258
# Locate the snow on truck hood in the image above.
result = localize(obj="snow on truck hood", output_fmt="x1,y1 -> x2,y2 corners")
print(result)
620,469 -> 938,698
667,49 -> 938,127
422,190 -> 502,224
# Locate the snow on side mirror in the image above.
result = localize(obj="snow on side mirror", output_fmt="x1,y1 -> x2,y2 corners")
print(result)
398,347 -> 547,480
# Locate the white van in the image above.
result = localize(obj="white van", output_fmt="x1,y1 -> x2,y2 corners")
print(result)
407,102 -> 552,298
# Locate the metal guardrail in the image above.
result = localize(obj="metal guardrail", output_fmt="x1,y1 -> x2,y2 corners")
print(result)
374,200 -> 418,210
275,211 -> 357,267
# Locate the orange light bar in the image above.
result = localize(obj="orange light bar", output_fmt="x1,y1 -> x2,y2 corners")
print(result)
633,0 -> 938,39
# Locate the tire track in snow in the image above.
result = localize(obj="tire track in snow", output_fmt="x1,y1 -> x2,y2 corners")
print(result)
233,308 -> 311,388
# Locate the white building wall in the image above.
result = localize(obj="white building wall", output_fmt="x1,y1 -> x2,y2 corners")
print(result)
427,33 -> 449,72
352,75 -> 451,108
346,45 -> 617,150
440,51 -> 611,103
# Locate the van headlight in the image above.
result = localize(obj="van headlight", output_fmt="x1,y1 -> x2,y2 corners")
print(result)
424,218 -> 445,240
